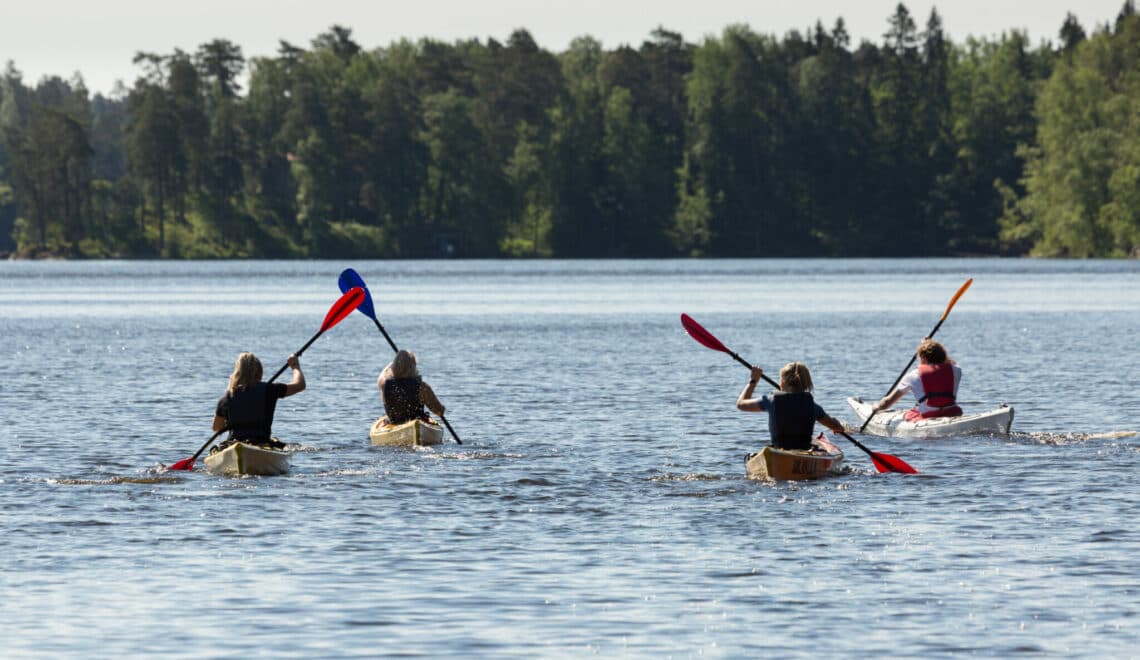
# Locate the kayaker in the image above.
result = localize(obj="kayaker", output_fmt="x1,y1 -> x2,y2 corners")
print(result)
212,352 -> 306,449
377,349 -> 445,426
737,362 -> 845,450
872,338 -> 963,421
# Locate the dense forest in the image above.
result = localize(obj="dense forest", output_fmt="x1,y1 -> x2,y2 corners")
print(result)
1,3 -> 1138,259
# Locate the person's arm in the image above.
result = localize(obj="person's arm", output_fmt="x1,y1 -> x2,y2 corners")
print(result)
819,413 -> 846,434
282,353 -> 306,397
213,393 -> 229,432
420,381 -> 446,417
874,387 -> 906,413
874,389 -> 904,413
736,366 -> 765,412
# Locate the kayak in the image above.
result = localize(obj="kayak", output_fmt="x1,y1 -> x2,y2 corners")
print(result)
204,441 -> 291,476
369,418 -> 444,447
746,435 -> 844,481
846,396 -> 1014,439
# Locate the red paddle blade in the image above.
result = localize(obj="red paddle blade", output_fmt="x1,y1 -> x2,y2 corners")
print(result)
320,287 -> 365,333
680,313 -> 730,353
869,452 -> 918,474
167,457 -> 195,471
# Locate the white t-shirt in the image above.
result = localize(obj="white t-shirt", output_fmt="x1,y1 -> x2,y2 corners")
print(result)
895,364 -> 962,414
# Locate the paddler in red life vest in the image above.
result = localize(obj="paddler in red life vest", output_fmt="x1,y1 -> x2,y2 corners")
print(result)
873,339 -> 963,422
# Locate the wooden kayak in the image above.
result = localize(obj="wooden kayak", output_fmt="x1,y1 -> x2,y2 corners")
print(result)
204,441 -> 291,476
746,435 -> 844,481
369,418 -> 445,447
846,396 -> 1014,439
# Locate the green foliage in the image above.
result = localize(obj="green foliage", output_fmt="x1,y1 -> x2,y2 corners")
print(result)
1002,14 -> 1140,256
3,6 -> 1138,259
670,156 -> 713,256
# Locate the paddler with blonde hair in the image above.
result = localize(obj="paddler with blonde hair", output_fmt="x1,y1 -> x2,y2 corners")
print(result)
212,351 -> 306,449
736,361 -> 845,450
377,349 -> 445,426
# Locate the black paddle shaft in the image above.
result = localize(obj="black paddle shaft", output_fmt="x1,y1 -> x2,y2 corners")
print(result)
735,352 -> 784,391
179,427 -> 228,467
267,330 -> 326,383
372,318 -> 399,354
883,317 -> 947,400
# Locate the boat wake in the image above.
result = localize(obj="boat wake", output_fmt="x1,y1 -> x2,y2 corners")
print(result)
650,472 -> 726,482
1012,430 -> 1138,445
50,475 -> 184,485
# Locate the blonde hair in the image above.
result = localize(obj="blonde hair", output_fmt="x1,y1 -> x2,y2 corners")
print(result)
917,339 -> 948,364
381,349 -> 419,381
228,352 -> 263,394
779,362 -> 814,393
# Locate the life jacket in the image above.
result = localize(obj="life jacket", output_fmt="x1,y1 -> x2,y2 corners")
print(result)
912,362 -> 962,418
770,392 -> 816,450
383,377 -> 427,424
917,363 -> 957,408
223,383 -> 282,442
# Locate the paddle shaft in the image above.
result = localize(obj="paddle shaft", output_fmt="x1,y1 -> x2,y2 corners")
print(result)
874,315 -> 948,408
267,330 -> 323,383
372,318 -> 399,354
175,427 -> 228,469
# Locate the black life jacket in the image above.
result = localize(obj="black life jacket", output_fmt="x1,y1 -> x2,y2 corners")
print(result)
770,392 -> 816,450
222,383 -> 282,442
383,377 -> 426,424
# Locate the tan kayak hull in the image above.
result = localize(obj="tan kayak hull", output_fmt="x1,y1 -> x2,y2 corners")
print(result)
746,437 -> 844,481
204,442 -> 291,476
369,418 -> 445,446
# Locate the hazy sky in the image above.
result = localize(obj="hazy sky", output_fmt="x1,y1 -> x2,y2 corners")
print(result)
2,0 -> 1129,96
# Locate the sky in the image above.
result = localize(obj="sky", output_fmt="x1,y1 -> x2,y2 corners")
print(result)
1,0 -> 1131,96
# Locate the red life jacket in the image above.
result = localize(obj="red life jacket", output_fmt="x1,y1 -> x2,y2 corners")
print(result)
917,363 -> 957,409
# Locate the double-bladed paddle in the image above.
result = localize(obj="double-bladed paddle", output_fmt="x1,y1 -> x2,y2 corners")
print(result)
166,287 -> 366,471
338,268 -> 462,445
859,278 -> 973,433
680,313 -> 917,475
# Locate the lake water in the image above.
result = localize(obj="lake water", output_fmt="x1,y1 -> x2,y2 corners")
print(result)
2,259 -> 1138,657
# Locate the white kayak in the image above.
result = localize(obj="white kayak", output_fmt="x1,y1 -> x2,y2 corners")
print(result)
847,396 -> 1014,439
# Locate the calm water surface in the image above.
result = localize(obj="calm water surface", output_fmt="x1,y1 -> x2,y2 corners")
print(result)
2,259 -> 1138,657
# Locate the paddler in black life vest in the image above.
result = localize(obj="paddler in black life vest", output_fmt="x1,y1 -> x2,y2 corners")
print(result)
873,339 -> 963,422
737,362 -> 845,450
212,352 -> 306,449
377,349 -> 445,426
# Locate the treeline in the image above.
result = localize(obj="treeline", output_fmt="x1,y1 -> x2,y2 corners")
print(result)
1,3 -> 1138,258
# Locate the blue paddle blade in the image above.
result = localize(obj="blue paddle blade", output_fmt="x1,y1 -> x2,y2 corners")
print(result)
338,268 -> 376,320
